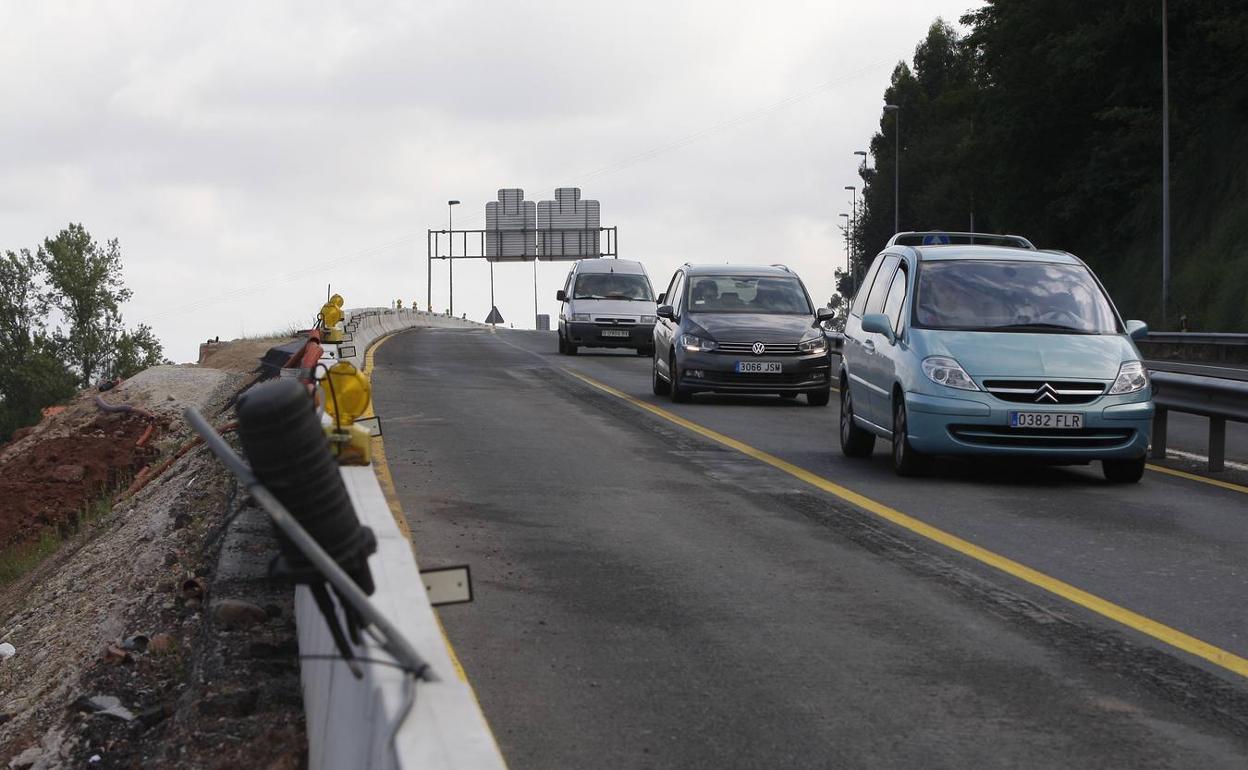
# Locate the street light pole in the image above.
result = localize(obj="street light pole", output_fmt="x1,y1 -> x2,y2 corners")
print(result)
884,104 -> 900,234
1160,0 -> 1171,327
447,200 -> 460,317
839,213 -> 850,289
853,151 -> 868,293
844,185 -> 857,293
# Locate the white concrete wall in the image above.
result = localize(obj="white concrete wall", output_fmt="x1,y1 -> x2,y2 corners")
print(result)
300,308 -> 503,770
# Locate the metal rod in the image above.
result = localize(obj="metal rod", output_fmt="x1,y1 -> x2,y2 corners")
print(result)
184,407 -> 439,682
1209,417 -> 1225,472
1161,0 -> 1171,327
533,259 -> 539,330
426,231 -> 432,314
1151,407 -> 1169,459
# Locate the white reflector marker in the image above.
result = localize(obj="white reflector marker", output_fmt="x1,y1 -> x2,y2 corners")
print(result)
421,565 -> 473,606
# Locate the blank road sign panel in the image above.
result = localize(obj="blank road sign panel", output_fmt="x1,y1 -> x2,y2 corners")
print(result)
537,188 -> 600,260
486,188 -> 537,261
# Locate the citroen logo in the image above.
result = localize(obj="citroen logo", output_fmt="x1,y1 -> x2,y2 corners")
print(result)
752,342 -> 766,355
1034,383 -> 1060,403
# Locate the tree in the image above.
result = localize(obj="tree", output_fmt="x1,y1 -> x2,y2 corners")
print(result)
38,223 -> 133,386
111,323 -> 167,380
0,249 -> 77,440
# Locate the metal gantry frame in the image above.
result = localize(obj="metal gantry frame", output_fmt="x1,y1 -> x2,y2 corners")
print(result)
425,226 -> 619,327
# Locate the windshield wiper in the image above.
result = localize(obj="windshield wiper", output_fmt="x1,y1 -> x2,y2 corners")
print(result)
985,323 -> 1093,334
574,294 -> 607,300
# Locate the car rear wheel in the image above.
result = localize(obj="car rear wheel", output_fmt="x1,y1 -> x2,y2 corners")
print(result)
891,398 -> 930,477
1102,456 -> 1145,483
669,354 -> 690,403
839,384 -> 875,458
807,388 -> 831,407
652,352 -> 670,396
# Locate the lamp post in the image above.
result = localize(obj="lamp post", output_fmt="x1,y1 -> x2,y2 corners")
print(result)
1160,0 -> 1171,326
883,105 -> 900,234
845,185 -> 857,287
839,213 -> 850,288
447,200 -> 460,316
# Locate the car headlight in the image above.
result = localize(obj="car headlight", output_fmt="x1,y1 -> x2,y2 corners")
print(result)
680,333 -> 717,352
571,313 -> 590,321
798,334 -> 829,354
639,315 -> 656,324
1108,360 -> 1148,394
921,356 -> 979,391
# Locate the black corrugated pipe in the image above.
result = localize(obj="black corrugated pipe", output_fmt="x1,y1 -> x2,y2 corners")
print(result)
236,378 -> 376,594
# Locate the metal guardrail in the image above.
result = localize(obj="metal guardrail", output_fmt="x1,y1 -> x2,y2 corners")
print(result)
1146,332 -> 1248,346
1149,371 -> 1248,472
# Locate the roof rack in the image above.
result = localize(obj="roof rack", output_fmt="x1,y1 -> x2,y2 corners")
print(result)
886,231 -> 1036,250
769,264 -> 793,273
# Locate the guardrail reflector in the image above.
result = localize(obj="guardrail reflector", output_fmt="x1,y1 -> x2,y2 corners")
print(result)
339,345 -> 357,359
421,565 -> 473,606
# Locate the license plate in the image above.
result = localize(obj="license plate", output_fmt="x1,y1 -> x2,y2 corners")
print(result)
736,361 -> 782,374
601,329 -> 630,338
1009,411 -> 1083,429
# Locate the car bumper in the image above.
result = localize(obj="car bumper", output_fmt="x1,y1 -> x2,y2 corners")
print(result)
677,350 -> 832,394
903,390 -> 1153,459
564,321 -> 653,348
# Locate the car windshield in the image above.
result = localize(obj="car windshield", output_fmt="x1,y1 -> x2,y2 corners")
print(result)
573,272 -> 653,301
685,275 -> 812,315
913,260 -> 1119,334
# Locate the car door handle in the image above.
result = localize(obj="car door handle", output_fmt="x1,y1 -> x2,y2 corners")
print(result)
862,340 -> 876,354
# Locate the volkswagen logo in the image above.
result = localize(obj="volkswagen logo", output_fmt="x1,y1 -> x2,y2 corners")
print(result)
752,342 -> 766,355
1033,383 -> 1060,403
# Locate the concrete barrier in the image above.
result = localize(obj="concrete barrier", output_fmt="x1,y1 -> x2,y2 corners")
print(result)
302,309 -> 502,770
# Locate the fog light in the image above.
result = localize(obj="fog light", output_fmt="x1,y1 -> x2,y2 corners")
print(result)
688,369 -> 705,379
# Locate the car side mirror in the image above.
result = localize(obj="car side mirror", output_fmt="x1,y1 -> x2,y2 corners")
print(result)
656,292 -> 665,305
1125,319 -> 1148,340
556,289 -> 567,302
656,305 -> 676,321
861,312 -> 896,344
814,307 -> 835,326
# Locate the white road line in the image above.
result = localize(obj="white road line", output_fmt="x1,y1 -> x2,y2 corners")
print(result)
1165,449 -> 1248,472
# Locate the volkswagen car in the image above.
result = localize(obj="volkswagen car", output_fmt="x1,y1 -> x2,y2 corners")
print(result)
651,264 -> 834,404
839,232 -> 1153,482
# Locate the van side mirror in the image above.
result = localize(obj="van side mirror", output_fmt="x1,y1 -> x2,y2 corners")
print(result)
1125,319 -> 1148,340
814,307 -> 834,326
656,292 -> 665,305
861,312 -> 896,344
556,289 -> 567,302
656,305 -> 676,321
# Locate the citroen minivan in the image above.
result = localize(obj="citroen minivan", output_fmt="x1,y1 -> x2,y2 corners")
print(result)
556,259 -> 656,355
839,232 -> 1153,483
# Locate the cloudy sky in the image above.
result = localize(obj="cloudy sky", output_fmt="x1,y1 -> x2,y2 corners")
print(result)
0,0 -> 980,362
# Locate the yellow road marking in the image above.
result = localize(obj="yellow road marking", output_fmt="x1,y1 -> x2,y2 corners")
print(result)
363,328 -> 502,759
565,368 -> 1248,679
1147,463 -> 1248,495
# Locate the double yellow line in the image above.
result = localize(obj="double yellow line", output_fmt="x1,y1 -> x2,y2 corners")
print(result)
565,368 -> 1248,680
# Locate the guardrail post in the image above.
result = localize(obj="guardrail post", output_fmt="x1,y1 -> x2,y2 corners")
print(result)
1151,407 -> 1169,460
1209,417 -> 1226,472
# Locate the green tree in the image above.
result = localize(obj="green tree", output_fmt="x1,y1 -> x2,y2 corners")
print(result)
38,223 -> 133,386
111,323 -> 167,380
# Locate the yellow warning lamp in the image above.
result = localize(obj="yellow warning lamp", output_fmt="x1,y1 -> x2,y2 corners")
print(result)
320,294 -> 346,343
319,360 -> 373,465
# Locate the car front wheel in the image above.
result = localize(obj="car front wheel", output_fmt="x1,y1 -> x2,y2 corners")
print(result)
669,354 -> 690,403
891,397 -> 930,476
652,351 -> 670,396
1102,456 -> 1146,483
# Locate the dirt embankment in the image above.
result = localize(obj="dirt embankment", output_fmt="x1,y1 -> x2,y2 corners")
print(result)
0,337 -> 307,769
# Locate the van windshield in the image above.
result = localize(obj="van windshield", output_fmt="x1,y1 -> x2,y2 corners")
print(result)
914,260 -> 1120,334
573,273 -> 653,301
686,275 -> 813,314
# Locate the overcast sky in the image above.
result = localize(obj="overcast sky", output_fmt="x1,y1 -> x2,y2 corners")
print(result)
0,1 -> 980,362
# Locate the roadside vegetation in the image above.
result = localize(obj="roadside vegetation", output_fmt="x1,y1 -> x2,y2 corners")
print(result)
841,1 -> 1248,332
0,223 -> 166,440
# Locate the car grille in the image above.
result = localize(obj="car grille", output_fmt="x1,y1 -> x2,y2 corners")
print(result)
949,425 -> 1134,450
593,317 -> 636,325
982,380 -> 1105,405
714,341 -> 803,355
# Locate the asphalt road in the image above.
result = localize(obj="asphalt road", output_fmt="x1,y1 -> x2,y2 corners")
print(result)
374,327 -> 1248,769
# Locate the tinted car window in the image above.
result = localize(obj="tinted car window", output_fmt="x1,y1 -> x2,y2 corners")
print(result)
914,260 -> 1120,333
850,256 -> 884,317
685,275 -> 812,314
863,256 -> 899,316
882,265 -> 908,333
573,273 -> 653,301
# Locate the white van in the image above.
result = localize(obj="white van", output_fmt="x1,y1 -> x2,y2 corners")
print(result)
555,259 -> 657,356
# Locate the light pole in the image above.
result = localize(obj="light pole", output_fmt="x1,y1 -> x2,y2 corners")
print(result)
883,104 -> 900,234
852,151 -> 868,291
839,213 -> 850,289
845,185 -> 857,289
447,200 -> 460,316
1160,0 -> 1171,326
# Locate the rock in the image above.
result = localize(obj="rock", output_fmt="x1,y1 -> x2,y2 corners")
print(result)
0,642 -> 14,660
50,464 -> 85,483
73,694 -> 135,722
7,746 -> 41,768
148,633 -> 176,654
211,599 -> 268,629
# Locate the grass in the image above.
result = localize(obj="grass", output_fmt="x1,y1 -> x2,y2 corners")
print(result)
0,492 -> 116,586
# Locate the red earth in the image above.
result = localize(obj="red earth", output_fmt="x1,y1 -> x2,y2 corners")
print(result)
0,413 -> 158,551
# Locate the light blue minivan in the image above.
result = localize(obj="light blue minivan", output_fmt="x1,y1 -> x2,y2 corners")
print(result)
839,232 -> 1153,483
